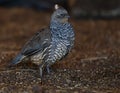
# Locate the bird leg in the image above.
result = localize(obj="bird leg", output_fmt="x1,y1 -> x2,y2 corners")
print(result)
39,64 -> 45,78
39,67 -> 43,78
46,65 -> 50,74
39,63 -> 52,78
46,65 -> 52,74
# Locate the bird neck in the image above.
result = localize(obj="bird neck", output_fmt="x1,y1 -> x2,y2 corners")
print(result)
50,21 -> 71,39
50,20 -> 69,29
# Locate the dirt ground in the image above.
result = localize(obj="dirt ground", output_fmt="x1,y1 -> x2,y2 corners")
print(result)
0,8 -> 120,93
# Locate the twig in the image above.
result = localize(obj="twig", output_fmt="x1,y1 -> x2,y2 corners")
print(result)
81,56 -> 108,62
0,68 -> 36,73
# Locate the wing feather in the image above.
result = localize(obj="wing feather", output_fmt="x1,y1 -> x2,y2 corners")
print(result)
21,28 -> 51,56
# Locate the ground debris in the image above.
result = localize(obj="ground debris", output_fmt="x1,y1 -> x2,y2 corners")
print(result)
0,7 -> 120,93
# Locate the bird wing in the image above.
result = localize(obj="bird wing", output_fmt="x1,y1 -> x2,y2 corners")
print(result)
21,28 -> 51,56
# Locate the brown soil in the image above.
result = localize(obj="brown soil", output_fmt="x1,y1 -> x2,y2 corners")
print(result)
0,8 -> 120,93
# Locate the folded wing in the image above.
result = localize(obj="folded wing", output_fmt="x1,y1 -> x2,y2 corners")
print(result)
21,28 -> 51,56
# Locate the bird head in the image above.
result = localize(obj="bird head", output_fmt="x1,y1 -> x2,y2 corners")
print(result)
51,4 -> 70,24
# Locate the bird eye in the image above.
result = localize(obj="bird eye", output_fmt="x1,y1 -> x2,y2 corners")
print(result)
60,14 -> 65,17
57,14 -> 66,18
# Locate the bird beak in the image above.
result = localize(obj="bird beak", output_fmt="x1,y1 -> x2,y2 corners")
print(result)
66,15 -> 70,18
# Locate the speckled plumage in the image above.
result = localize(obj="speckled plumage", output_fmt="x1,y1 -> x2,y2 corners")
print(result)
10,4 -> 75,77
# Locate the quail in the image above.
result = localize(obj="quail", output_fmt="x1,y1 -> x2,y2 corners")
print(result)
10,4 -> 75,77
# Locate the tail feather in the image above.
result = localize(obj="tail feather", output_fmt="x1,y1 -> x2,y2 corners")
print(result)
9,53 -> 25,66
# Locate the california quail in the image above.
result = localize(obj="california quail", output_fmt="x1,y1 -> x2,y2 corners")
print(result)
10,4 -> 75,77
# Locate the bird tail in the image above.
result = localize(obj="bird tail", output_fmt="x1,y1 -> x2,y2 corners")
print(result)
9,53 -> 25,66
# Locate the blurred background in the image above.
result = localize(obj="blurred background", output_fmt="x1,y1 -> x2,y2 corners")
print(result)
0,0 -> 120,93
0,0 -> 120,18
